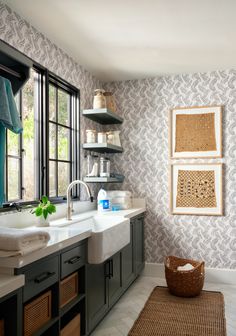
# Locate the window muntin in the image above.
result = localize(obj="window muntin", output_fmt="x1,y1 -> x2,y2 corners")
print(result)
48,83 -> 73,198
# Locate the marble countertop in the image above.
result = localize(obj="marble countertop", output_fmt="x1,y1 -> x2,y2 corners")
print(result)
0,203 -> 146,269
0,274 -> 25,299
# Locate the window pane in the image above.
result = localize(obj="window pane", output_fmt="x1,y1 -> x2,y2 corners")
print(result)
49,84 -> 56,121
7,158 -> 20,201
58,162 -> 70,196
49,161 -> 56,197
58,126 -> 70,160
7,131 -> 20,156
58,89 -> 70,126
22,69 -> 36,201
49,123 -> 56,159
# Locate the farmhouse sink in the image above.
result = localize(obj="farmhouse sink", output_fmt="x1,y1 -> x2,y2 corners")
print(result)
88,215 -> 130,264
50,213 -> 130,264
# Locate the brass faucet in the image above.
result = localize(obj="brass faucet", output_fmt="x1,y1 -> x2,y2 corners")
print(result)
66,180 -> 93,220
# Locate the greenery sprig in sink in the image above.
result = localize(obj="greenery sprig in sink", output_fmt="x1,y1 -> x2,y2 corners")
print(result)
31,196 -> 56,226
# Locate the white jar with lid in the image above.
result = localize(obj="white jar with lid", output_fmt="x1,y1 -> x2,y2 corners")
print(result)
93,89 -> 106,109
97,132 -> 107,143
86,130 -> 96,143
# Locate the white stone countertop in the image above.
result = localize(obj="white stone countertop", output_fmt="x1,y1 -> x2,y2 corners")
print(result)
0,201 -> 146,269
0,274 -> 25,299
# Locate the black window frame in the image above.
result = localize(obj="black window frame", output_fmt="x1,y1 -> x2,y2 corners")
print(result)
2,63 -> 80,211
46,74 -> 79,200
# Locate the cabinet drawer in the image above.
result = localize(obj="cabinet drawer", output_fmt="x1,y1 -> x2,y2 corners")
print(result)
23,256 -> 59,302
61,244 -> 86,279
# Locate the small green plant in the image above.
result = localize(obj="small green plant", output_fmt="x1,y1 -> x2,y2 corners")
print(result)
31,196 -> 56,220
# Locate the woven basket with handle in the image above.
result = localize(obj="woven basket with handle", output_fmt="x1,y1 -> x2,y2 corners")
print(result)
165,256 -> 205,297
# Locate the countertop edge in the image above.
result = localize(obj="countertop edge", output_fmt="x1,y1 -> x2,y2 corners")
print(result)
0,274 -> 25,299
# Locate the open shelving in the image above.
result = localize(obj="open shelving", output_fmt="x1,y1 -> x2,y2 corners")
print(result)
83,107 -> 124,183
83,143 -> 123,153
82,108 -> 123,124
83,177 -> 123,183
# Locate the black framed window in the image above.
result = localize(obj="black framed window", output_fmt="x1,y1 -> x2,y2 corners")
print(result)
4,66 -> 79,206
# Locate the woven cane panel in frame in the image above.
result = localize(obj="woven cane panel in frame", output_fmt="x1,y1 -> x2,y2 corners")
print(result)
176,170 -> 217,208
175,113 -> 217,152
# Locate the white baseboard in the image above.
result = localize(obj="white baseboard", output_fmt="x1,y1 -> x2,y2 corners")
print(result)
143,262 -> 236,286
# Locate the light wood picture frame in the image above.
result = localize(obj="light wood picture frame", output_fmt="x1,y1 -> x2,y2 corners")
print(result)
170,163 -> 223,216
169,105 -> 223,159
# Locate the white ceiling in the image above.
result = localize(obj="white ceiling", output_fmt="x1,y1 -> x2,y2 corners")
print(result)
3,0 -> 236,81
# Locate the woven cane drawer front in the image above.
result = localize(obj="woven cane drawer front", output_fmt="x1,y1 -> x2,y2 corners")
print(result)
24,290 -> 51,336
0,319 -> 4,336
23,256 -> 59,302
61,244 -> 86,279
61,314 -> 80,336
60,272 -> 78,308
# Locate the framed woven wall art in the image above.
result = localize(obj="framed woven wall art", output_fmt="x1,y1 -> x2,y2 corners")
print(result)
170,163 -> 223,216
169,106 -> 223,158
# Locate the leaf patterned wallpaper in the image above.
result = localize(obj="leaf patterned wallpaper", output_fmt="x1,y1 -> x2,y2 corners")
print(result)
105,72 -> 236,269
1,2 -> 236,268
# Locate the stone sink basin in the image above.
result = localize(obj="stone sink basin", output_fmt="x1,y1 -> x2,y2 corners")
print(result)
50,213 -> 130,264
88,215 -> 130,264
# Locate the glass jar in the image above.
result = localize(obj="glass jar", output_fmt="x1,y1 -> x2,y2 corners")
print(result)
107,131 -> 114,145
86,129 -> 96,143
97,132 -> 107,143
104,91 -> 116,112
86,153 -> 93,176
99,157 -> 110,177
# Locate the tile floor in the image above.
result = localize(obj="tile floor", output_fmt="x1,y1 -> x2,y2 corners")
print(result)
91,276 -> 236,336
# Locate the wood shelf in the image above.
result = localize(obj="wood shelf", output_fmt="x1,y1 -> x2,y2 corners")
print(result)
83,143 -> 123,153
60,294 -> 86,317
82,108 -> 123,125
83,177 -> 123,183
33,317 -> 59,336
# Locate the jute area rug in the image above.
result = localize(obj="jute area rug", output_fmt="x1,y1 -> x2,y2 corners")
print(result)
128,286 -> 226,336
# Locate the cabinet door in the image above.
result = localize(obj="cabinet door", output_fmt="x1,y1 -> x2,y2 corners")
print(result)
108,252 -> 122,307
87,262 -> 109,332
121,222 -> 135,290
134,216 -> 145,276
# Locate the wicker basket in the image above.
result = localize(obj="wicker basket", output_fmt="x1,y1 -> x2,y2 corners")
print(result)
60,272 -> 79,308
60,314 -> 80,336
24,290 -> 52,336
165,256 -> 205,297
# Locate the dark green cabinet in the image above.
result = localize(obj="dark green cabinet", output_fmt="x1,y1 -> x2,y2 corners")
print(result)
121,221 -> 135,289
14,240 -> 87,336
87,252 -> 122,332
108,252 -> 122,307
134,216 -> 145,275
87,214 -> 145,334
0,289 -> 22,336
86,262 -> 108,332
5,214 -> 145,336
